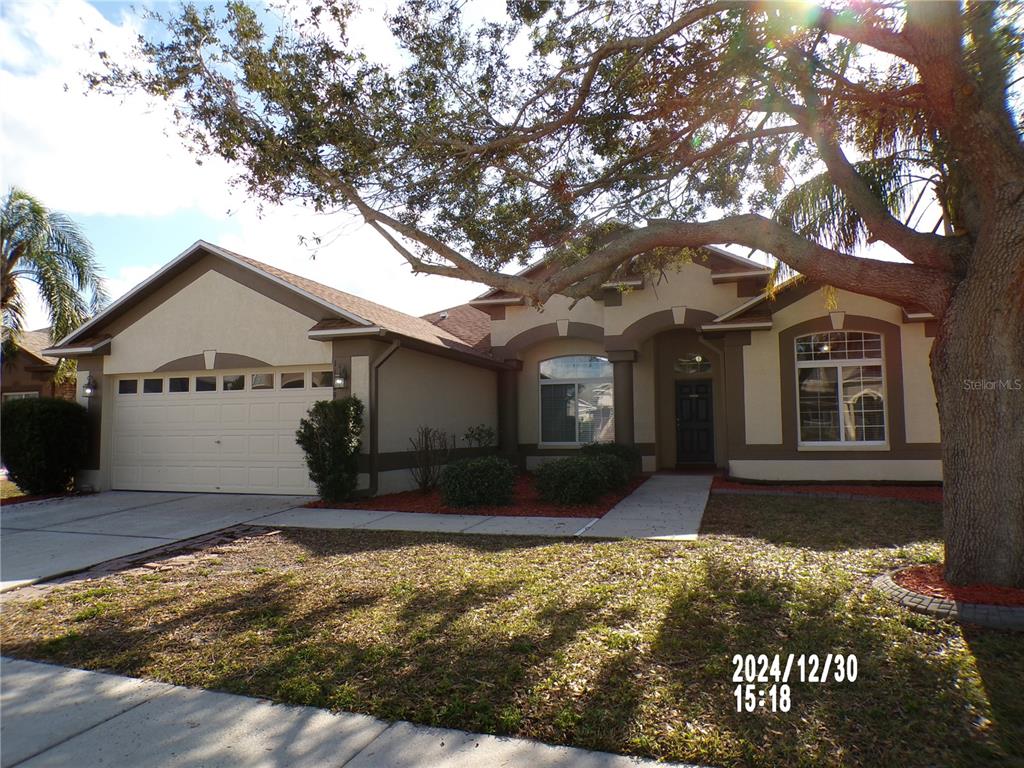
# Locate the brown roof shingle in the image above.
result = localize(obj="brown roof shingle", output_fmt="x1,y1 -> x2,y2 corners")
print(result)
222,250 -> 493,359
421,304 -> 492,354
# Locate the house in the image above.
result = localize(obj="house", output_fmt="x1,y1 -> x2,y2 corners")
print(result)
43,240 -> 941,495
1,328 -> 77,402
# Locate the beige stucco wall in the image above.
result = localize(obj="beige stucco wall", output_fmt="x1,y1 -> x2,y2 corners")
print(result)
741,289 -> 940,448
604,262 -> 741,336
901,323 -> 941,443
729,458 -> 942,482
377,347 -> 497,453
490,294 -> 604,348
516,337 -> 607,445
742,334 -> 783,444
105,269 -> 330,375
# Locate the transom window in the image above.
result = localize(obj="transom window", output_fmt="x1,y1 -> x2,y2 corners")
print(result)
796,331 -> 886,444
539,355 -> 614,444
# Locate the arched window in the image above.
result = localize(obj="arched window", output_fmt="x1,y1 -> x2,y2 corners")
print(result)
539,355 -> 614,444
795,331 -> 886,444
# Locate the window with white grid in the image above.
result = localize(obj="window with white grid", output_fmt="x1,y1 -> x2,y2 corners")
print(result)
795,331 -> 886,445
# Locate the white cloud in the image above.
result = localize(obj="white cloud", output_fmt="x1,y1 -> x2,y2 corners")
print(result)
0,0 -> 239,218
214,203 -> 483,317
3,0 -> 484,328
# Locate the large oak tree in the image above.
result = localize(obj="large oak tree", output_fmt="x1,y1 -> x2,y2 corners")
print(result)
93,0 -> 1024,585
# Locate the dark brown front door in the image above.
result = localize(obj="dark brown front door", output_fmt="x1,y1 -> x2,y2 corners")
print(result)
676,380 -> 714,464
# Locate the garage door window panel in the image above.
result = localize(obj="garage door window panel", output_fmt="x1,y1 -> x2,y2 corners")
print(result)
282,372 -> 306,389
222,375 -> 245,391
311,371 -> 332,388
168,377 -> 189,393
118,380 -> 138,395
196,376 -> 216,392
251,373 -> 275,390
143,378 -> 163,394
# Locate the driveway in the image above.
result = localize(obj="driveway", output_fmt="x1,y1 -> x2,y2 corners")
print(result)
0,492 -> 308,592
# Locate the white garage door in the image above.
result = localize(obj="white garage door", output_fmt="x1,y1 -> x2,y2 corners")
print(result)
111,368 -> 334,494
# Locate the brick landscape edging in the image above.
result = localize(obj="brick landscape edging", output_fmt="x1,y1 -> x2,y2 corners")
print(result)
873,572 -> 1024,631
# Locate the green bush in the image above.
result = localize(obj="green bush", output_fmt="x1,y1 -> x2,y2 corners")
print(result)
535,455 -> 614,505
295,397 -> 364,503
0,397 -> 90,495
441,455 -> 516,507
580,442 -> 642,475
592,454 -> 632,490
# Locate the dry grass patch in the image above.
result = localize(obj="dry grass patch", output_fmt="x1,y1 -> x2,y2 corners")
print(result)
2,495 -> 1021,767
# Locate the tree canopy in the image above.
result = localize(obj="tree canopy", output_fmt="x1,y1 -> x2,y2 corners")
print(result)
90,0 -> 1023,313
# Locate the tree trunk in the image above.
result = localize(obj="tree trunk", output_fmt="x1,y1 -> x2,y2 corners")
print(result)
930,205 -> 1024,588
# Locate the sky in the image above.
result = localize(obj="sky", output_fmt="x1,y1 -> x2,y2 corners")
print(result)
0,0 -> 487,332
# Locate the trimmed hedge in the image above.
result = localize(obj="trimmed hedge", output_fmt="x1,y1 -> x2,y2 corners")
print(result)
0,397 -> 90,495
580,442 -> 642,474
441,456 -> 516,507
535,455 -> 618,505
592,453 -> 632,490
295,396 -> 364,502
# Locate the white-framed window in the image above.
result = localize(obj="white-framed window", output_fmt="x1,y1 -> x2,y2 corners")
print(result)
2,391 -> 39,401
539,355 -> 615,445
795,331 -> 886,445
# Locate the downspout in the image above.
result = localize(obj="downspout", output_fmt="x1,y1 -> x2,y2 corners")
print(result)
368,339 -> 401,496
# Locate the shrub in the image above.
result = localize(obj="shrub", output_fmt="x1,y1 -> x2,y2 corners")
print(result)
409,426 -> 456,491
462,423 -> 496,449
580,442 -> 642,475
441,455 -> 516,507
592,454 -> 632,490
535,455 -> 613,505
295,397 -> 364,503
0,397 -> 90,495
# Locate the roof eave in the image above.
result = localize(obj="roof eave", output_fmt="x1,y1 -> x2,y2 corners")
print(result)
53,240 -> 374,349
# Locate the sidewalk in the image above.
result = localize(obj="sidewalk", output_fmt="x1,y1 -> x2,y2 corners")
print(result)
0,657 -> 704,768
256,475 -> 712,541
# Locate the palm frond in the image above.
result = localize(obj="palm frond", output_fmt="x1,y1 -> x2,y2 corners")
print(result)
774,156 -> 914,252
2,186 -> 107,346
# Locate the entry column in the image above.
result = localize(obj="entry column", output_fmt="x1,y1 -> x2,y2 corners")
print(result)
608,350 -> 636,446
497,362 -> 521,457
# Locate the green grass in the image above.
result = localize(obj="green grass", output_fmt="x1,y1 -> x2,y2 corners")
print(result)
2,495 -> 1021,767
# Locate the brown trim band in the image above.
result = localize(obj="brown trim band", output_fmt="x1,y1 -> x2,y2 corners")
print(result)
154,352 -> 272,372
518,442 -> 657,457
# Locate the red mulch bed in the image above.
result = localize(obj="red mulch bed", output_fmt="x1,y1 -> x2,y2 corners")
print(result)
712,476 -> 942,503
305,473 -> 648,518
0,491 -> 86,507
893,564 -> 1024,607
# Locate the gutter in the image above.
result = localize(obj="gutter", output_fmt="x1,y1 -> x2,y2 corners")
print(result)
368,339 -> 401,496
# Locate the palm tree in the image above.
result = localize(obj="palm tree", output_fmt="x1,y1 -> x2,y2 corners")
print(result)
1,187 -> 107,374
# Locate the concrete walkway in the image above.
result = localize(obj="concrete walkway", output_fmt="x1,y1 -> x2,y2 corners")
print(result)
579,474 -> 712,540
257,474 -> 712,541
0,657 -> 703,768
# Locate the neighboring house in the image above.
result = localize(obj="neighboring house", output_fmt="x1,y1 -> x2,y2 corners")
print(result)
1,328 -> 76,402
44,240 -> 941,496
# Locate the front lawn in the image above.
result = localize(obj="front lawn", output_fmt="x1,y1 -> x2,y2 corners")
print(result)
2,495 -> 1020,767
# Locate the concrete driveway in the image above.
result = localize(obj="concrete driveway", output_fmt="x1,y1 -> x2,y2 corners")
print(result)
1,492 -> 309,592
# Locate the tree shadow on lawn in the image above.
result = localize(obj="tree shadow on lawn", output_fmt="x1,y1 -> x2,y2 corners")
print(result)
567,554 -> 1020,767
699,494 -> 943,551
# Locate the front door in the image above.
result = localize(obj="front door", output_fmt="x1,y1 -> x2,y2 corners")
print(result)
675,379 -> 714,464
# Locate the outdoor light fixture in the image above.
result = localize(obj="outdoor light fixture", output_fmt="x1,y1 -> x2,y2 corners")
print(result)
83,374 -> 98,397
694,354 -> 703,363
334,364 -> 348,389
